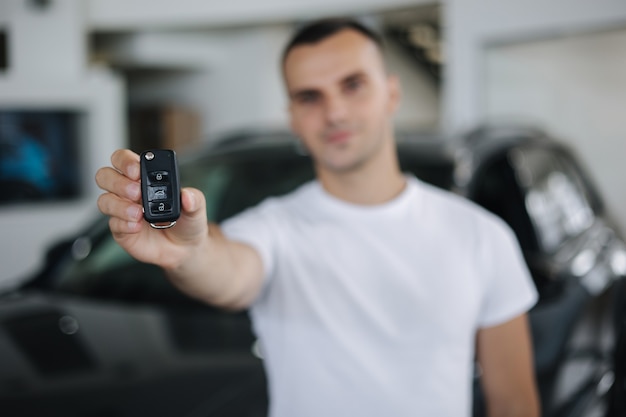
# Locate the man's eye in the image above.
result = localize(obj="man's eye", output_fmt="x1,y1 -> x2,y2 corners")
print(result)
296,93 -> 319,104
344,78 -> 363,92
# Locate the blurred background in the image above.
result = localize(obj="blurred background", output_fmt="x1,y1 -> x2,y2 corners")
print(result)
0,0 -> 625,287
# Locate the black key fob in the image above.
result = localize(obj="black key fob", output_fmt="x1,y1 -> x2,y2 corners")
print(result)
140,149 -> 181,229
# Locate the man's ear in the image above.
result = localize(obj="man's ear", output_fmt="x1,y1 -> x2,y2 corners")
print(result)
386,74 -> 401,114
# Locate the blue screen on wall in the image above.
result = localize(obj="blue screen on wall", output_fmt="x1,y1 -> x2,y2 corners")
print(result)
0,110 -> 82,204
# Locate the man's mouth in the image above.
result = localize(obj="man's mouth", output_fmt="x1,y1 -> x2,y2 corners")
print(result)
325,130 -> 352,144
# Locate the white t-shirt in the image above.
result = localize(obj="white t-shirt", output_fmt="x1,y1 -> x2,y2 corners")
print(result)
221,176 -> 537,417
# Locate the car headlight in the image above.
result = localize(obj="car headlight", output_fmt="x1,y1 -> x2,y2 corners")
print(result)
610,243 -> 626,277
571,248 -> 597,277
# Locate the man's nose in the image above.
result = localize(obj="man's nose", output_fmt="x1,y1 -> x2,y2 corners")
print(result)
324,95 -> 348,124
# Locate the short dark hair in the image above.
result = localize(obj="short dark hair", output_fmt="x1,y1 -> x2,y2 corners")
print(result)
281,17 -> 385,65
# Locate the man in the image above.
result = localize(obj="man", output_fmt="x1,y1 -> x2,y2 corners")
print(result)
96,18 -> 540,417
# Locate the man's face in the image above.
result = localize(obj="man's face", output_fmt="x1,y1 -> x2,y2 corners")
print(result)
284,29 -> 399,174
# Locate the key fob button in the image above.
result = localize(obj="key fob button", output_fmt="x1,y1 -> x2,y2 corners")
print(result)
149,201 -> 172,215
148,185 -> 169,201
149,171 -> 169,183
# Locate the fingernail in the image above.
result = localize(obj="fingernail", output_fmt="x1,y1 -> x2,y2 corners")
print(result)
128,183 -> 141,200
127,205 -> 141,220
128,164 -> 140,179
186,190 -> 196,211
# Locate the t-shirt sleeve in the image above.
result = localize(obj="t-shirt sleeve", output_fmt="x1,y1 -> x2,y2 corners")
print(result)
477,217 -> 539,328
220,199 -> 278,283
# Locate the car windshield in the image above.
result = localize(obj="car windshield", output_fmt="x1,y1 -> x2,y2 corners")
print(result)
49,139 -> 454,306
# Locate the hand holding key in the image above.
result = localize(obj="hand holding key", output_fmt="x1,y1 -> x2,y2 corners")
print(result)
95,149 -> 209,270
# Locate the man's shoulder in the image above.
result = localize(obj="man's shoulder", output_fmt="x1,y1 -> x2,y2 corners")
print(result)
414,178 -> 511,235
413,178 -> 478,214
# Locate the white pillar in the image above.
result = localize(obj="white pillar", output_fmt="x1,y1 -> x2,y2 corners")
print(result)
7,0 -> 86,79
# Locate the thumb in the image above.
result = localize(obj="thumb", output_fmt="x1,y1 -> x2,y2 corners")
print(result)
170,187 -> 209,241
180,187 -> 205,218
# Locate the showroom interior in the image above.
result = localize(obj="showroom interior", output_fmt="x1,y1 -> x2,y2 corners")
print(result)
1,0 -> 626,416
0,0 -> 624,285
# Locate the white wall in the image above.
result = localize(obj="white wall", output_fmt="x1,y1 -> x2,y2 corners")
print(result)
443,0 -> 626,133
484,28 -> 626,233
122,25 -> 292,139
0,0 -> 125,287
203,25 -> 292,137
7,0 -> 86,79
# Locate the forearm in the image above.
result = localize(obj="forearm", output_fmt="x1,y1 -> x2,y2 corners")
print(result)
165,223 -> 264,310
478,315 -> 541,417
486,399 -> 540,417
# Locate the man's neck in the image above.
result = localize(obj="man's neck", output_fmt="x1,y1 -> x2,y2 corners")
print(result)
316,142 -> 406,206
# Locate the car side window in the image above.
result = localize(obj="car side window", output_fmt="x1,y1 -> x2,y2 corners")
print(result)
471,153 -> 539,253
181,161 -> 234,221
510,147 -> 595,253
212,155 -> 314,222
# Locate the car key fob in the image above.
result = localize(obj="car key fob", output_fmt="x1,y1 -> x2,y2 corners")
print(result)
140,149 -> 181,229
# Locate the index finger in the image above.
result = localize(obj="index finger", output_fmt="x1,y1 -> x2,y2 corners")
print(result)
111,149 -> 141,180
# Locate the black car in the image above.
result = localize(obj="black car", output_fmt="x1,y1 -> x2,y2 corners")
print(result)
456,126 -> 626,417
0,127 -> 624,417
